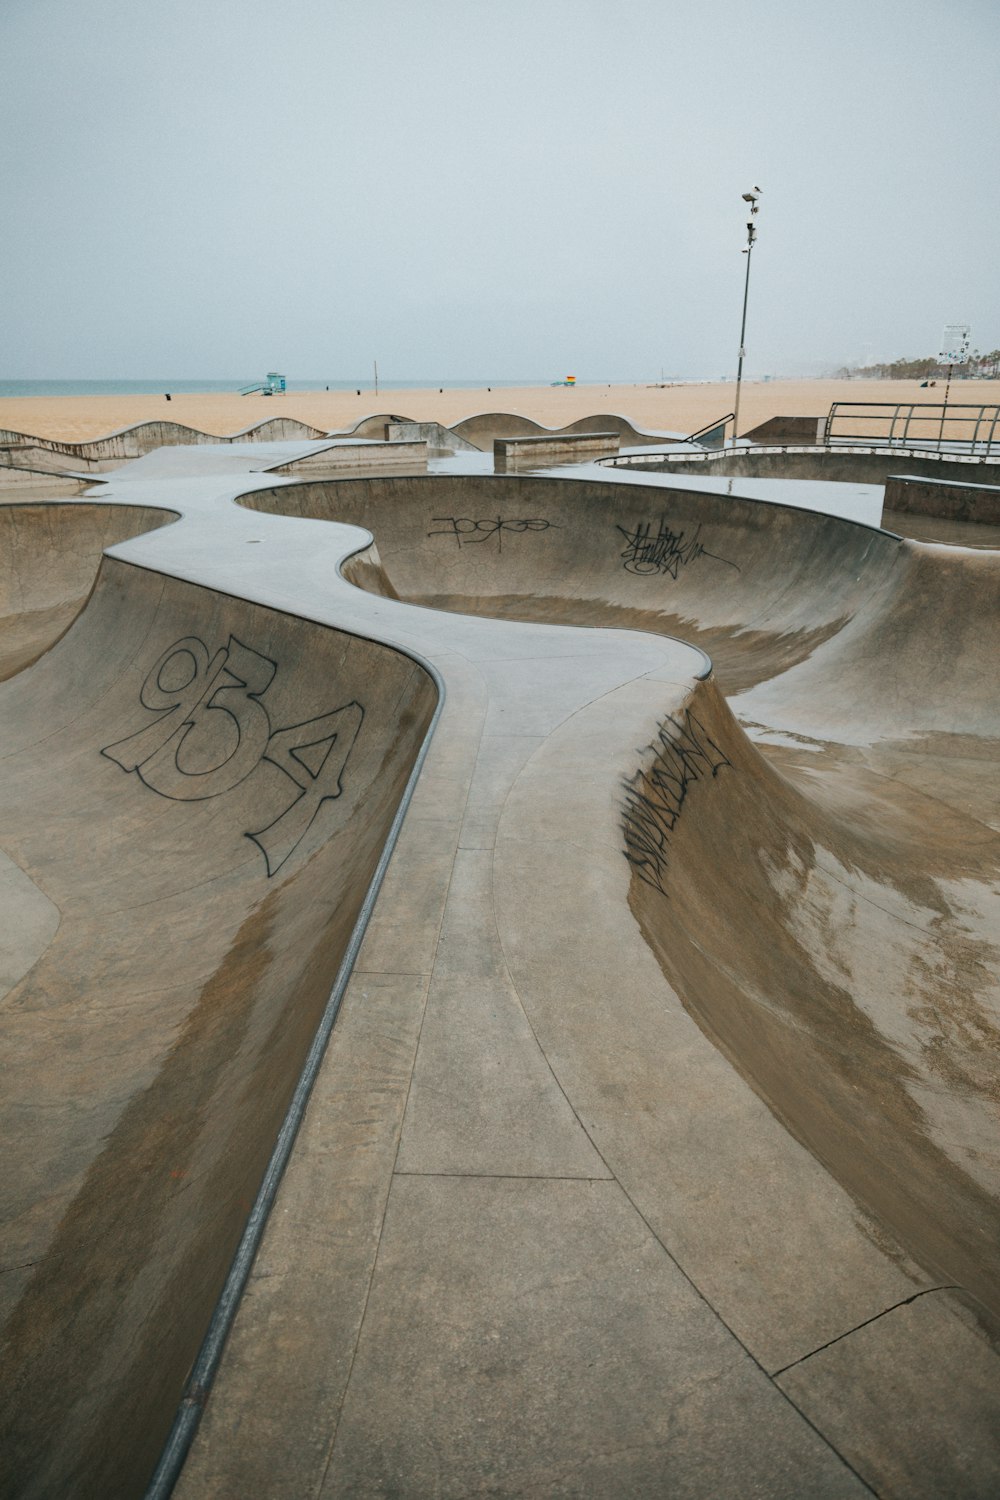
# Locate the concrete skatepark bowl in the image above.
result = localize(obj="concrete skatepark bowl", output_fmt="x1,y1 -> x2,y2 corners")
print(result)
1,437 -> 999,1498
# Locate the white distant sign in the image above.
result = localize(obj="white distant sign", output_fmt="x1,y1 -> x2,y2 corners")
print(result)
938,323 -> 971,364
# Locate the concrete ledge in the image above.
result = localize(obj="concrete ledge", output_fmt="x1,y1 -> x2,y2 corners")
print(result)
0,466 -> 90,493
885,473 -> 1000,524
494,431 -> 620,471
264,440 -> 428,475
385,421 -> 480,454
744,415 -> 825,445
0,445 -> 106,475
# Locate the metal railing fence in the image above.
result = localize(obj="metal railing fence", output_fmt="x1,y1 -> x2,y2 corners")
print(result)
825,401 -> 1000,451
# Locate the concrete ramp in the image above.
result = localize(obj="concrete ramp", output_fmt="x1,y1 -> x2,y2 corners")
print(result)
247,471 -> 896,693
0,502 -> 174,679
2,461 -> 1000,1499
0,446 -> 106,476
0,550 -> 437,1498
0,467 -> 92,495
240,472 -> 1000,1313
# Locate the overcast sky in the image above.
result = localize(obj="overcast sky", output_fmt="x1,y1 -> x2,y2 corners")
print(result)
2,0 -> 997,382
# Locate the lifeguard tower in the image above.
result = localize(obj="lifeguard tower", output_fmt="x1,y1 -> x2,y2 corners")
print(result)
239,371 -> 286,396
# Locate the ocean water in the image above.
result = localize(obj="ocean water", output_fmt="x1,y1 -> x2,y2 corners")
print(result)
0,377 -> 564,399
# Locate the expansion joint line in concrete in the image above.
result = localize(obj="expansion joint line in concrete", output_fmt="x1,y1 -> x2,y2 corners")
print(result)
314,698 -> 490,1496
487,872 -> 880,1496
770,1285 -> 960,1379
391,1171 -> 615,1182
353,968 -> 434,980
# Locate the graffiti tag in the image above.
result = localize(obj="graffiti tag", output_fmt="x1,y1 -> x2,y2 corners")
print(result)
102,635 -> 363,876
616,518 -> 739,578
622,708 -> 732,895
428,516 -> 559,552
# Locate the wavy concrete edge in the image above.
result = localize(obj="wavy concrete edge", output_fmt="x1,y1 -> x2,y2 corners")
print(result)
338,410 -> 690,449
0,417 -> 329,461
0,410 -> 692,463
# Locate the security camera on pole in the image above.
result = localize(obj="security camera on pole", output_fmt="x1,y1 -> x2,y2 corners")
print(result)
732,186 -> 761,448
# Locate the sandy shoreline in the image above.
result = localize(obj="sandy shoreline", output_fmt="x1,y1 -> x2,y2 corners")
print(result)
3,378 -> 1000,445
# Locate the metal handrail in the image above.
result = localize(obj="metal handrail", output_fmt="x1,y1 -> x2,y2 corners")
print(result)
825,401 -> 1000,451
687,411 -> 735,445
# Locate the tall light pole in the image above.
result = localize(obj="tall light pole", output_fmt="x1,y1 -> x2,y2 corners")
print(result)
732,186 -> 761,446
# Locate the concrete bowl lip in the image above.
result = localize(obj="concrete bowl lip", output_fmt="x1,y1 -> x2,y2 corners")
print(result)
606,440 -> 1000,466
329,524 -> 717,683
216,472 -> 723,680
231,463 -> 904,540
99,509 -> 449,1500
2,472 -> 458,1499
886,470 -> 1000,493
0,494 -> 179,523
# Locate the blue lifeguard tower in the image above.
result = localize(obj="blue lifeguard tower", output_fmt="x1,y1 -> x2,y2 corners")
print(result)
240,371 -> 286,396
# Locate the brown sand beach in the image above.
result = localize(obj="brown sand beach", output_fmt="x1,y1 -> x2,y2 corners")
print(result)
3,377 -> 1000,446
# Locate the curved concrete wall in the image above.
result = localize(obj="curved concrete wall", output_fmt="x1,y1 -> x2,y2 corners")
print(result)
610,444 -> 1000,487
242,471 -> 901,693
0,416 -> 328,464
627,671 -> 1000,1320
334,411 -> 679,450
0,553 -> 437,1499
242,471 -> 1000,1322
884,473 -> 1000,524
0,467 -> 91,492
0,502 -> 174,680
449,410 -> 686,450
0,445 -> 105,475
0,410 -> 689,466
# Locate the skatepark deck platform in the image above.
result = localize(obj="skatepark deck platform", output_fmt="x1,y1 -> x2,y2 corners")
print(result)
1,441 -> 999,1498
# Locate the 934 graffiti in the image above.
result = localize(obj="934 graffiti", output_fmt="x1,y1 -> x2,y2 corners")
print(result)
102,635 -> 363,876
